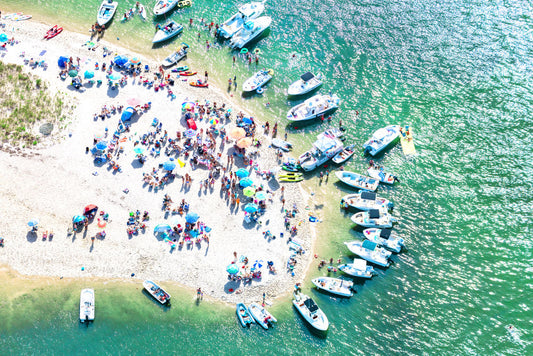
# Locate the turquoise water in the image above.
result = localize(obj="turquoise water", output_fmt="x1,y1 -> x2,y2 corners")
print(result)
1,0 -> 533,354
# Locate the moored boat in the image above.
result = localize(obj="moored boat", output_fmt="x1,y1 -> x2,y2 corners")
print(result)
288,72 -> 323,96
162,46 -> 188,66
80,288 -> 95,323
152,21 -> 183,43
137,2 -> 147,20
286,94 -> 340,122
153,0 -> 179,16
332,144 -> 355,164
298,135 -> 344,171
243,69 -> 274,93
350,209 -> 397,228
218,1 -> 266,39
229,16 -> 272,49
292,292 -> 329,332
335,171 -> 379,191
97,0 -> 118,26
338,258 -> 375,279
340,191 -> 393,211
311,277 -> 354,297
362,125 -> 401,156
367,164 -> 399,185
344,240 -> 391,267
248,303 -> 277,329
236,303 -> 255,327
363,228 -> 404,253
143,280 -> 171,304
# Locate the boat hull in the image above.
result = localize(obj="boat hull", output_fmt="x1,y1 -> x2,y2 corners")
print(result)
96,1 -> 118,26
143,280 -> 171,304
335,171 -> 379,191
311,277 -> 353,297
154,0 -> 179,15
236,303 -> 255,327
292,294 -> 329,332
249,303 -> 276,329
80,288 -> 95,322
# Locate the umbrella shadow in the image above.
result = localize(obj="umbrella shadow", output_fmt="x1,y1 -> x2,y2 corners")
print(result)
130,160 -> 144,169
26,231 -> 37,243
224,279 -> 242,294
106,85 -> 120,98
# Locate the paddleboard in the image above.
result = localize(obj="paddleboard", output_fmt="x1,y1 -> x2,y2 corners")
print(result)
400,126 -> 416,155
13,14 -> 32,21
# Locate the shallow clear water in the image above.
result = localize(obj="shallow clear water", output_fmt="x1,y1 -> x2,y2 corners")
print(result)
1,0 -> 532,353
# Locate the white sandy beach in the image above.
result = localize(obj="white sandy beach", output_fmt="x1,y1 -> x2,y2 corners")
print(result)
0,20 -> 315,304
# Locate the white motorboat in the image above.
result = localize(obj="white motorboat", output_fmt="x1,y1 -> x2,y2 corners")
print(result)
367,166 -> 399,185
162,46 -> 188,67
218,1 -> 266,39
248,303 -> 277,329
351,209 -> 397,228
340,191 -> 393,211
338,259 -> 375,279
96,0 -> 118,26
287,94 -> 340,122
242,69 -> 274,93
153,21 -> 183,43
362,125 -> 401,156
298,135 -> 344,171
311,277 -> 354,297
143,280 -> 171,304
79,288 -> 95,323
363,228 -> 404,253
344,240 -> 391,267
332,144 -> 355,164
335,171 -> 379,191
271,138 -> 292,152
292,292 -> 329,332
153,0 -> 178,16
229,16 -> 272,49
287,72 -> 323,96
138,3 -> 147,20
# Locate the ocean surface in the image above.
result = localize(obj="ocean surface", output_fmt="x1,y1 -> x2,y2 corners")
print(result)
1,0 -> 532,354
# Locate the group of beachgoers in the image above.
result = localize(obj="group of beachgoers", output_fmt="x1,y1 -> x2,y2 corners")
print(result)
126,210 -> 149,236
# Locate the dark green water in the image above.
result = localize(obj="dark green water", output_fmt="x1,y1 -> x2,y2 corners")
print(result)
1,0 -> 532,354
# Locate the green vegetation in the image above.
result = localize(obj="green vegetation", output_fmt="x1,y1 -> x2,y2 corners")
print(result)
0,61 -> 68,145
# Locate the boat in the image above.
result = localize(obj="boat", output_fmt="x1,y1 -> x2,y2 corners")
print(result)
96,0 -> 118,26
322,127 -> 344,139
229,16 -> 272,49
332,144 -> 355,164
288,72 -> 323,96
367,166 -> 398,185
278,172 -> 303,182
335,171 -> 379,191
351,209 -> 397,229
218,1 -> 266,39
143,280 -> 171,304
189,80 -> 208,88
13,14 -> 32,21
282,157 -> 301,172
44,25 -> 63,40
362,125 -> 401,156
137,3 -> 147,20
338,258 -> 375,279
171,65 -> 189,72
79,288 -> 95,323
236,303 -> 255,327
153,0 -> 179,16
400,125 -> 416,155
178,71 -> 197,76
292,291 -> 329,332
2,13 -> 23,20
311,277 -> 354,297
177,0 -> 192,8
298,135 -> 344,172
271,138 -> 292,152
243,69 -> 274,93
344,240 -> 391,267
363,228 -> 404,253
152,21 -> 183,43
162,47 -> 188,67
248,303 -> 277,329
287,94 -> 340,122
340,191 -> 393,211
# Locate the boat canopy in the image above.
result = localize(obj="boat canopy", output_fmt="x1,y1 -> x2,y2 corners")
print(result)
352,259 -> 367,270
368,209 -> 380,219
362,240 -> 378,250
361,191 -> 376,201
300,72 -> 315,82
304,298 -> 319,313
380,229 -> 392,238
314,135 -> 338,153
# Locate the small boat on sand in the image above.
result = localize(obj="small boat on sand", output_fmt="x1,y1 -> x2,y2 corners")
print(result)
80,288 -> 95,323
344,240 -> 391,267
271,138 -> 292,152
143,280 -> 171,304
362,125 -> 401,156
332,144 -> 355,164
288,72 -> 323,96
338,258 -> 375,278
249,303 -> 277,329
363,228 -> 404,253
97,0 -> 118,26
178,71 -> 197,76
335,171 -> 379,191
44,25 -> 63,39
162,46 -> 188,67
153,0 -> 179,16
243,69 -> 274,93
293,291 -> 329,332
218,1 -> 266,39
340,191 -> 393,211
152,21 -> 183,43
311,277 -> 354,297
286,94 -> 340,122
189,80 -> 208,88
351,209 -> 397,229
236,303 -> 255,327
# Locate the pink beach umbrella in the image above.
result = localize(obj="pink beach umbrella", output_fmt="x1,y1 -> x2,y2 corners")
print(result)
229,127 -> 246,140
127,98 -> 141,106
236,137 -> 253,148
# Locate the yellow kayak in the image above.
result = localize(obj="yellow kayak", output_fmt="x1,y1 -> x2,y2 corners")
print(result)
400,126 -> 416,155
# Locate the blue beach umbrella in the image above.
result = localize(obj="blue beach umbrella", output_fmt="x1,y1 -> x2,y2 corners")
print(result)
184,129 -> 196,138
133,147 -> 145,155
0,33 -> 8,43
72,215 -> 85,223
84,70 -> 94,79
226,264 -> 239,274
27,219 -> 39,227
95,141 -> 107,150
244,203 -> 259,213
113,55 -> 128,67
239,178 -> 253,188
154,224 -> 172,233
57,56 -> 69,68
242,117 -> 253,125
185,212 -> 200,224
235,168 -> 249,178
163,161 -> 176,171
253,260 -> 263,269
255,191 -> 268,201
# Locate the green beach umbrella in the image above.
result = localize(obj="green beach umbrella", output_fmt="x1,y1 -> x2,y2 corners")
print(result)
243,186 -> 256,197
68,70 -> 78,77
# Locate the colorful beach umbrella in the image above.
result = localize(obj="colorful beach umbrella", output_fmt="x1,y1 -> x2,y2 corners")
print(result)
27,219 -> 39,227
72,215 -> 85,223
244,203 -> 259,213
255,191 -> 268,201
237,137 -> 253,148
163,161 -> 176,171
182,101 -> 195,110
68,70 -> 78,77
95,141 -> 107,150
184,129 -> 196,138
243,186 -> 256,197
209,118 -> 219,125
229,127 -> 246,140
0,33 -> 8,43
133,147 -> 145,155
127,97 -> 141,106
129,57 -> 141,65
227,264 -> 239,274
84,70 -> 94,79
239,178 -> 253,188
235,168 -> 249,178
154,224 -> 172,233
185,212 -> 200,223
